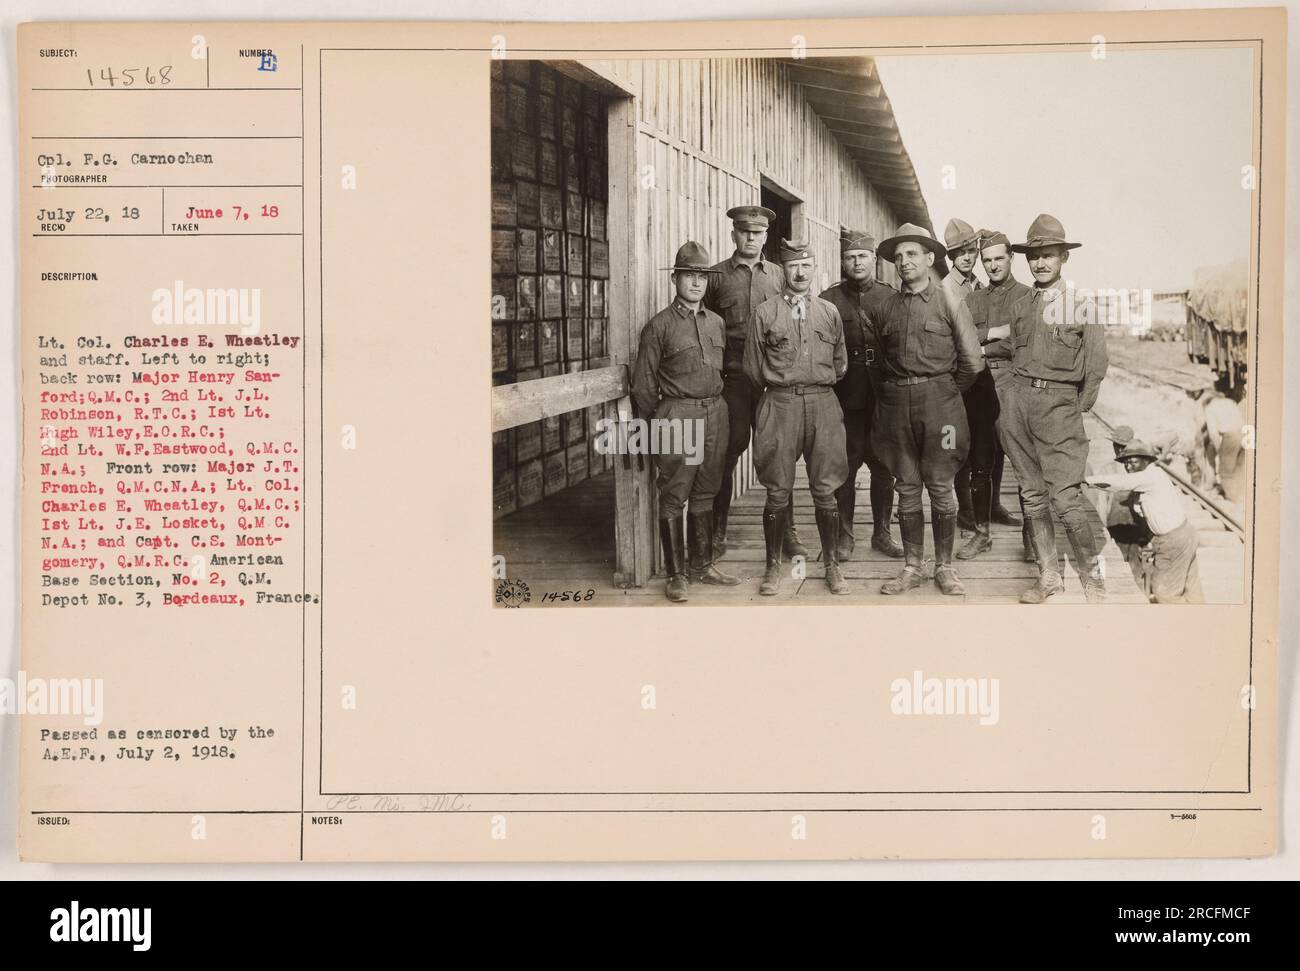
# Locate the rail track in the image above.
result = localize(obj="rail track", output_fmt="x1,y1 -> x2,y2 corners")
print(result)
1104,342 -> 1216,396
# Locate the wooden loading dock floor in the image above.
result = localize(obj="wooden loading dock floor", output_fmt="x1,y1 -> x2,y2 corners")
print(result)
493,415 -> 1245,606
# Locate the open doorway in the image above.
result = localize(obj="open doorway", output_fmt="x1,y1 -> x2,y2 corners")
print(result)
760,178 -> 802,260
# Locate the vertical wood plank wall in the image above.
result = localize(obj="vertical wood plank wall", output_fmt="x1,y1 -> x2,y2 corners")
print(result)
584,56 -> 908,510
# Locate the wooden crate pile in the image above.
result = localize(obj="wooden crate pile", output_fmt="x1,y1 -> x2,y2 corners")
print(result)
491,61 -> 615,518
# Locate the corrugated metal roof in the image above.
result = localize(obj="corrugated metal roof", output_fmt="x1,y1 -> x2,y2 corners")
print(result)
781,56 -> 933,232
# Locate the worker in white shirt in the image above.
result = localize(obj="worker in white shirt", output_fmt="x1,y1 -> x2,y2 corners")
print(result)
1193,388 -> 1246,503
1085,440 -> 1204,603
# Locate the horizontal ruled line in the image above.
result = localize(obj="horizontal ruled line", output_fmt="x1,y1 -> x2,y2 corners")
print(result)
31,807 -> 1266,815
321,788 -> 1255,796
32,232 -> 303,238
32,184 -> 304,189
32,86 -> 302,92
32,135 -> 302,140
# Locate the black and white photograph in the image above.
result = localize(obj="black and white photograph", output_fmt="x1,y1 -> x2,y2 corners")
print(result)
490,49 -> 1253,606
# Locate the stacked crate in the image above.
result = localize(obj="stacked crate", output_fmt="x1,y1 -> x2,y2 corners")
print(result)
491,61 -> 614,519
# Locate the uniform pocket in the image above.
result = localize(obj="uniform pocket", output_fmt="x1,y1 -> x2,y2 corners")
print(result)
706,332 -> 725,371
1046,325 -> 1084,369
763,323 -> 798,369
662,341 -> 701,377
923,318 -> 952,357
813,328 -> 838,366
715,295 -> 746,328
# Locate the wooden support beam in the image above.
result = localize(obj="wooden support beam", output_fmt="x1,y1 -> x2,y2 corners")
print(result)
783,62 -> 882,98
491,366 -> 628,432
606,94 -> 656,588
801,88 -> 895,120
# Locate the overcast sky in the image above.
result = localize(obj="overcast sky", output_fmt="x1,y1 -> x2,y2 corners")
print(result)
874,47 -> 1254,292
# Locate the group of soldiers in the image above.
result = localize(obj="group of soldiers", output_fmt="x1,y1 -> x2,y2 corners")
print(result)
631,204 -> 1114,604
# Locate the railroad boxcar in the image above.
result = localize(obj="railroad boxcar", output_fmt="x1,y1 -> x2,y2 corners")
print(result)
1186,259 -> 1248,396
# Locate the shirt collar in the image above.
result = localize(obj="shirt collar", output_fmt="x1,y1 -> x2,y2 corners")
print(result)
902,277 -> 934,301
729,252 -> 770,273
671,298 -> 704,317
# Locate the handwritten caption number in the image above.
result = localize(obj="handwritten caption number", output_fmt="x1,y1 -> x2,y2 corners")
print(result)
540,589 -> 596,605
86,65 -> 172,88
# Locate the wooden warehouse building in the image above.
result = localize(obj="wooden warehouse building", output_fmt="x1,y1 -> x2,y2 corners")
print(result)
490,56 -> 933,590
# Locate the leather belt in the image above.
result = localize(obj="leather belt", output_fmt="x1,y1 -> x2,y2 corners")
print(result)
986,359 -> 1010,369
847,347 -> 876,363
773,384 -> 832,396
1016,374 -> 1079,390
665,394 -> 721,405
884,374 -> 932,386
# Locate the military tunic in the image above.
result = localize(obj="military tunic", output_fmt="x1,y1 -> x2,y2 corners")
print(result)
630,298 -> 729,519
703,254 -> 784,495
742,291 -> 849,510
820,278 -> 895,506
995,278 -> 1109,563
965,274 -> 1036,516
868,277 -> 982,515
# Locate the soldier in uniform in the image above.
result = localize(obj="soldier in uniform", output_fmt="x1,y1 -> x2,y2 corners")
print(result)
631,241 -> 741,602
953,228 -> 1028,560
704,205 -> 806,559
869,224 -> 983,596
939,218 -> 987,535
742,238 -> 850,596
940,218 -> 984,309
971,230 -> 1034,560
997,214 -> 1110,604
819,230 -> 903,561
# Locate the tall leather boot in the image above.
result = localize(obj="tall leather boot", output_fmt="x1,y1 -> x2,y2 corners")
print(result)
835,482 -> 856,561
688,509 -> 740,586
869,477 -> 904,558
1019,515 -> 1064,604
783,500 -> 808,558
881,511 -> 927,595
1062,519 -> 1107,604
816,506 -> 850,595
1019,491 -> 1036,562
990,450 -> 1021,526
759,506 -> 786,597
712,484 -> 733,558
659,516 -> 689,603
1022,521 -> 1036,562
957,473 -> 993,560
955,465 -> 975,531
933,510 -> 966,595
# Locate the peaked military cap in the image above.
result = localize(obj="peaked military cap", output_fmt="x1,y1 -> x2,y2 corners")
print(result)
726,205 -> 777,231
